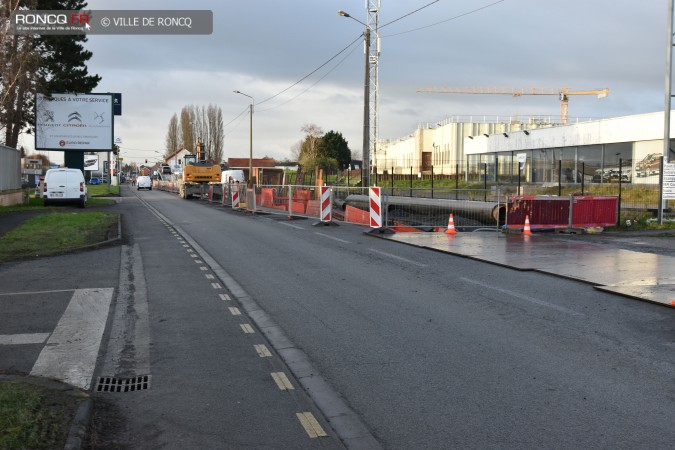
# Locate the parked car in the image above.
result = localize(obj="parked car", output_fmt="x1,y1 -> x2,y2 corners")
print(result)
89,177 -> 101,185
137,175 -> 152,190
43,168 -> 87,208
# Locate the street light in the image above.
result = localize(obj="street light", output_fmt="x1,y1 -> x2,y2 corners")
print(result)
338,9 -> 371,188
234,90 -> 254,186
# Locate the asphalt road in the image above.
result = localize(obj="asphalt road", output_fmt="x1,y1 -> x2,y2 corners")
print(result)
138,187 -> 675,449
3,186 -> 674,449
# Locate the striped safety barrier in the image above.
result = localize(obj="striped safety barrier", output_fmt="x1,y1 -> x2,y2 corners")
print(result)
369,187 -> 382,228
320,186 -> 332,222
232,184 -> 240,209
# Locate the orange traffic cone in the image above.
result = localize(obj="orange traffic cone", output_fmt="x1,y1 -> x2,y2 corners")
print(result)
445,214 -> 457,235
523,215 -> 533,235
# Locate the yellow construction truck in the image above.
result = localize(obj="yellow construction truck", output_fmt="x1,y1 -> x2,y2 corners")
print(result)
177,142 -> 221,199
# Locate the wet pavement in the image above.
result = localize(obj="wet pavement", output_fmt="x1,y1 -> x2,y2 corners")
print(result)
379,230 -> 675,308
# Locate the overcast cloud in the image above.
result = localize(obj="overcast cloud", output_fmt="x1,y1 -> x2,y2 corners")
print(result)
24,0 -> 669,165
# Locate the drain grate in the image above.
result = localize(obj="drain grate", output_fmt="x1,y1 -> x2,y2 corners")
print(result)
96,375 -> 151,392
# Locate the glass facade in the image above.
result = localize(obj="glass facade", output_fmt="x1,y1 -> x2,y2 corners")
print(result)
465,142 -> 655,185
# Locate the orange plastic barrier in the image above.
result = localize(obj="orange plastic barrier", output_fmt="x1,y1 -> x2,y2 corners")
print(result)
344,205 -> 370,225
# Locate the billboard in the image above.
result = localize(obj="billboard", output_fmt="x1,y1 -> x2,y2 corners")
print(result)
84,154 -> 99,171
35,93 -> 114,151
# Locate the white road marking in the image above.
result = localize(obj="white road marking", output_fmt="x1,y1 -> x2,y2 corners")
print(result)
240,324 -> 255,334
315,232 -> 351,244
0,289 -> 75,296
205,274 -> 214,279
229,307 -> 241,316
254,344 -> 272,357
211,282 -> 222,289
369,248 -> 428,267
30,288 -> 114,390
219,293 -> 231,301
280,222 -> 305,230
0,333 -> 50,345
459,277 -> 584,316
296,412 -> 328,438
271,372 -> 294,390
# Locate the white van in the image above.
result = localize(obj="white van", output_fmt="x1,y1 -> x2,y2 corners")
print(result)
137,175 -> 152,190
43,168 -> 87,208
221,170 -> 245,184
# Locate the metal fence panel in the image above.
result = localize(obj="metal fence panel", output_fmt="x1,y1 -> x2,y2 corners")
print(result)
0,145 -> 21,191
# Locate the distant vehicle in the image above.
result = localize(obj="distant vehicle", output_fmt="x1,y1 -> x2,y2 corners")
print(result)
592,169 -> 608,183
161,164 -> 172,174
43,168 -> 87,208
89,177 -> 101,185
635,153 -> 661,177
221,169 -> 245,184
137,175 -> 152,190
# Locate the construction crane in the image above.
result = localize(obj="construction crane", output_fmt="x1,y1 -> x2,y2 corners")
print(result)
416,86 -> 609,125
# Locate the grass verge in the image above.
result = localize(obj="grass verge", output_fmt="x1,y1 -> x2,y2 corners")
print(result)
86,184 -> 119,197
0,211 -> 118,263
0,380 -> 83,449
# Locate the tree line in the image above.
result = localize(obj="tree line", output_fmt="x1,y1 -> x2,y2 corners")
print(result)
294,124 -> 353,172
164,104 -> 224,163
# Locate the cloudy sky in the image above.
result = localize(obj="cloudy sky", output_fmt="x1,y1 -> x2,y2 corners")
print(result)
27,0 -> 670,165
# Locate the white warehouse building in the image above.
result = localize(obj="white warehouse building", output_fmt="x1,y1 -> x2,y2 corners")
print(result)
376,111 -> 672,185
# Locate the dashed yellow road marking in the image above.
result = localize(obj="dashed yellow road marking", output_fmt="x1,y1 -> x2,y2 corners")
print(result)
296,412 -> 327,438
271,372 -> 294,390
254,344 -> 272,357
229,307 -> 241,316
240,324 -> 255,334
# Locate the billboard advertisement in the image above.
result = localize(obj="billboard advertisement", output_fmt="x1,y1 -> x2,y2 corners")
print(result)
84,154 -> 99,171
35,93 -> 114,151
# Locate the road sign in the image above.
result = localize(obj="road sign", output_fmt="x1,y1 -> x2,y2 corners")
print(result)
113,93 -> 122,115
663,163 -> 675,199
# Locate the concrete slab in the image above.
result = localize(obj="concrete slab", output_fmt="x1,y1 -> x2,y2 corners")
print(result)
380,231 -> 675,308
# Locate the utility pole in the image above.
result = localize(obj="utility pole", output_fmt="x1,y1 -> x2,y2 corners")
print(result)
367,0 -> 380,183
661,0 -> 674,223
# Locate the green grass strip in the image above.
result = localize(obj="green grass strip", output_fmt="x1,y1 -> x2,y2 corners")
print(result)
0,212 -> 118,262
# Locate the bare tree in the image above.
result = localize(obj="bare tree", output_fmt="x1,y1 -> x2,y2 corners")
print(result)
298,124 -> 324,169
165,113 -> 179,157
179,105 -> 196,152
207,104 -> 223,163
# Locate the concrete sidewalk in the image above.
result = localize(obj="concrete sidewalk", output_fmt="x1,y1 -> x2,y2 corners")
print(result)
379,230 -> 675,308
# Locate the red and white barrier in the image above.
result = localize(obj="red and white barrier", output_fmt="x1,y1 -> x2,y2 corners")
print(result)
231,184 -> 240,209
320,186 -> 332,222
369,187 -> 382,228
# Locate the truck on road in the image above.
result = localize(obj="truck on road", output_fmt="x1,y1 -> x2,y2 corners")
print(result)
177,144 -> 220,199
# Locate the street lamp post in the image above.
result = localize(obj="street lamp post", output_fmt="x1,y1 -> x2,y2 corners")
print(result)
234,90 -> 254,186
338,10 -> 370,188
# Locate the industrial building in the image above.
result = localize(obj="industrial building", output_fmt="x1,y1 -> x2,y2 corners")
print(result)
377,111 -> 672,186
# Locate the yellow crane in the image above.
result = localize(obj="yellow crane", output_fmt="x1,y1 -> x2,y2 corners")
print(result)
416,86 -> 609,125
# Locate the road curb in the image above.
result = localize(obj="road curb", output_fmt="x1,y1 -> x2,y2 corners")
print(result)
64,398 -> 93,450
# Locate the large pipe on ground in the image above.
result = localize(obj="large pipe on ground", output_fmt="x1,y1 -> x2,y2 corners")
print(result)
342,194 -> 506,224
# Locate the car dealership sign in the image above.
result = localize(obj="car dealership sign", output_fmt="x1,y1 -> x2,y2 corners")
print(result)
35,93 -> 114,151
